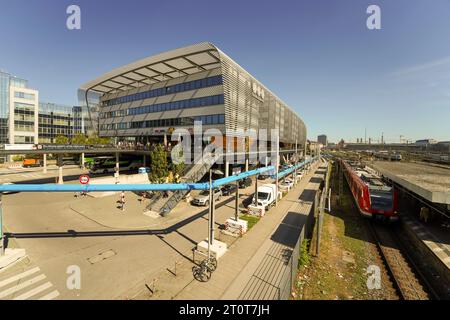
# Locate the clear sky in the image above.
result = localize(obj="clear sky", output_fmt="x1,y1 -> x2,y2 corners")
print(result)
0,0 -> 449,143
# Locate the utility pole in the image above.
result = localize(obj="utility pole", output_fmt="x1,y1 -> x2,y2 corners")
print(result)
208,169 -> 213,259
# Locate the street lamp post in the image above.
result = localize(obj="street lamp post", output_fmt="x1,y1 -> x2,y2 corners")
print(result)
208,169 -> 213,259
208,168 -> 224,258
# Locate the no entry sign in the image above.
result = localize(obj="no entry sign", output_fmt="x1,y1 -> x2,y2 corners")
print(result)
79,175 -> 90,184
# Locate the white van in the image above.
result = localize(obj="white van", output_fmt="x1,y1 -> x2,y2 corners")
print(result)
253,184 -> 277,209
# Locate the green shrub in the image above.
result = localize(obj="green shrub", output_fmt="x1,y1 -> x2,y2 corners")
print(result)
299,239 -> 310,267
12,155 -> 24,162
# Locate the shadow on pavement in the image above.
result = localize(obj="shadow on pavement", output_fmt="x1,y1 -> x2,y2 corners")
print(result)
4,195 -> 236,241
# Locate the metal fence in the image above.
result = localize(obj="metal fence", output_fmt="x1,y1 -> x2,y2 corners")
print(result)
275,160 -> 331,300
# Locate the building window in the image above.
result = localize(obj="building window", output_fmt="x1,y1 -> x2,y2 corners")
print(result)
14,91 -> 35,100
101,114 -> 225,132
112,94 -> 224,118
102,75 -> 223,106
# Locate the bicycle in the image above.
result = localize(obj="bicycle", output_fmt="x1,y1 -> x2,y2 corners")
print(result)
192,256 -> 218,282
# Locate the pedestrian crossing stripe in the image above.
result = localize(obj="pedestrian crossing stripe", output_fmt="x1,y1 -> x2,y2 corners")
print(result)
0,267 -> 40,289
0,267 -> 59,300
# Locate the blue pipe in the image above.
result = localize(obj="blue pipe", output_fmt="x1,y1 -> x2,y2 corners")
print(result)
0,165 -> 274,192
212,166 -> 274,188
0,158 -> 317,193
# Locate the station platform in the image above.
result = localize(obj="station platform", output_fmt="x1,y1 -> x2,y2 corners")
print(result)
370,161 -> 450,205
401,214 -> 450,287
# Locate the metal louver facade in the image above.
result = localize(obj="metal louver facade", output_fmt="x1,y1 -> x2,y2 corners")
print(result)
80,42 -> 306,147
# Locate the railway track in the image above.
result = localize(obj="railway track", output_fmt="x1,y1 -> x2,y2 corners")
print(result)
368,222 -> 436,300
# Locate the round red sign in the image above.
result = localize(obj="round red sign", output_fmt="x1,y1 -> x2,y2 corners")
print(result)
79,175 -> 90,184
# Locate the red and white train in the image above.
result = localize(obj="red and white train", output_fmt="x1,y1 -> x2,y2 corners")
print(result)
340,159 -> 399,221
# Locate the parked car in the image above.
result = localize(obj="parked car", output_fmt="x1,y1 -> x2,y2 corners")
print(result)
138,167 -> 151,174
283,178 -> 294,188
238,177 -> 252,188
257,174 -> 269,180
191,189 -> 222,206
221,184 -> 237,196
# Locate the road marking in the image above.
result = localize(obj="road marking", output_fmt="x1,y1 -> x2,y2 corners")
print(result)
0,274 -> 46,299
38,290 -> 60,300
12,281 -> 52,300
0,267 -> 40,289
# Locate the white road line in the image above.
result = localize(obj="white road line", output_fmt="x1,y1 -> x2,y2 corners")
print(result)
0,267 -> 40,289
38,290 -> 60,300
0,274 -> 46,299
12,282 -> 53,300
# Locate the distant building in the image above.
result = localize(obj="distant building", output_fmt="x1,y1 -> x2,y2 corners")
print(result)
437,141 -> 450,146
415,139 -> 437,146
318,134 -> 327,146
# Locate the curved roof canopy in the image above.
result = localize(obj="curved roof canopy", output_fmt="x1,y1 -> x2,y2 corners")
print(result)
80,42 -> 221,95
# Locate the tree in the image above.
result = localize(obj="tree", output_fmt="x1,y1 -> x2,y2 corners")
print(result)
72,133 -> 87,145
86,135 -> 99,145
98,137 -> 112,145
149,144 -> 169,183
55,135 -> 69,144
85,135 -> 112,146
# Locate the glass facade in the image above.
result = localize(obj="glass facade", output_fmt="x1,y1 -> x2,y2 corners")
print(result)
0,71 -> 28,144
100,114 -> 225,131
38,103 -> 88,143
77,89 -> 100,135
103,75 -> 223,106
100,94 -> 224,119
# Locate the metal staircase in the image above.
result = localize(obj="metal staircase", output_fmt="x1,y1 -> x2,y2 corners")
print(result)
145,153 -> 217,216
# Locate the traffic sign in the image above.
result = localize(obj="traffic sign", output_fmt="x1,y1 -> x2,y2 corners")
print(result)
79,175 -> 90,184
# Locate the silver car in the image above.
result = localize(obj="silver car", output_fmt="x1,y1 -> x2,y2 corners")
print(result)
191,189 -> 222,206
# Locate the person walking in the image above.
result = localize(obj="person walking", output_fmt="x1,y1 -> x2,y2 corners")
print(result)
120,191 -> 126,211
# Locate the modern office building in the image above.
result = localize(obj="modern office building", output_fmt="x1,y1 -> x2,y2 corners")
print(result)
38,103 -> 90,143
0,70 -> 39,146
80,42 -> 307,149
318,134 -> 327,146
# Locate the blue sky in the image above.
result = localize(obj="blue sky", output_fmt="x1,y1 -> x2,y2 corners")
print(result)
0,0 -> 449,143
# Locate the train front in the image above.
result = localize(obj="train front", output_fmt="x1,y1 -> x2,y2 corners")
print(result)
368,185 -> 399,221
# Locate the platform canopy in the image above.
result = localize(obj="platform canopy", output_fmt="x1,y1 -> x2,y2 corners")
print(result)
80,42 -> 222,95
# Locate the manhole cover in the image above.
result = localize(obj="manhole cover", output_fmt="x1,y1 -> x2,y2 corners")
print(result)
88,249 -> 117,264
